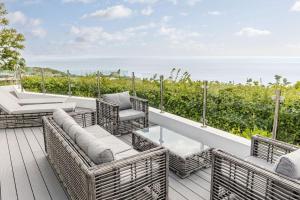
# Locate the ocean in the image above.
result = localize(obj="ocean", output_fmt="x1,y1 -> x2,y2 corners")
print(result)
26,57 -> 300,84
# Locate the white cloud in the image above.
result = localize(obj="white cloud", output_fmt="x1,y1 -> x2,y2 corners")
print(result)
70,26 -> 129,44
291,1 -> 300,11
62,0 -> 95,3
161,16 -> 172,23
186,0 -> 201,6
126,0 -> 158,4
235,27 -> 271,37
159,25 -> 201,45
180,12 -> 188,16
31,28 -> 47,38
82,5 -> 132,20
208,11 -> 222,16
7,11 -> 27,25
125,22 -> 156,32
141,7 -> 154,16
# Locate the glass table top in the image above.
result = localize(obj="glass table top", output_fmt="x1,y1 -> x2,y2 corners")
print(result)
134,126 -> 210,158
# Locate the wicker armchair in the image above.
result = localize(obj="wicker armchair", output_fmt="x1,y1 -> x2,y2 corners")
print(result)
96,95 -> 149,135
210,135 -> 300,200
43,111 -> 168,200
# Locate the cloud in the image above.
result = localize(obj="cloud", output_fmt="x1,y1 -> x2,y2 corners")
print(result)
159,25 -> 201,45
235,27 -> 271,37
161,16 -> 172,23
82,5 -> 132,20
186,0 -> 201,6
62,0 -> 95,3
125,22 -> 156,32
31,28 -> 47,38
291,1 -> 300,11
126,0 -> 158,4
208,11 -> 222,16
141,7 -> 154,16
7,11 -> 46,38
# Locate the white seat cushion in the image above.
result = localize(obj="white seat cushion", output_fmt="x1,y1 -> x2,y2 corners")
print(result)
103,91 -> 132,110
84,125 -> 111,139
11,102 -> 76,114
119,109 -> 145,121
274,149 -> 300,179
244,156 -> 274,171
115,149 -> 139,160
100,135 -> 132,154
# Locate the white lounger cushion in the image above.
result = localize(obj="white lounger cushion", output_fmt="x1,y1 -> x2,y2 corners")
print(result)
119,109 -> 145,121
11,103 -> 76,114
18,98 -> 67,105
83,125 -> 111,139
103,91 -> 132,110
0,89 -> 22,114
274,149 -> 300,179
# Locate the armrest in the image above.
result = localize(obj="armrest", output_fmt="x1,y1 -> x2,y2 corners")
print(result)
130,96 -> 148,112
69,111 -> 97,128
90,147 -> 169,199
251,135 -> 299,163
211,149 -> 300,200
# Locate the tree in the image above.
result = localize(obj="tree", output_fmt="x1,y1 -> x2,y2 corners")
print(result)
0,3 -> 25,71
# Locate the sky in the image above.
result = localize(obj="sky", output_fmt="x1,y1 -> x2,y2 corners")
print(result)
3,0 -> 300,60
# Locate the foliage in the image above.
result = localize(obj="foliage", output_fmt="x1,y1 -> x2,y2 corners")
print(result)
21,73 -> 300,145
0,3 -> 25,71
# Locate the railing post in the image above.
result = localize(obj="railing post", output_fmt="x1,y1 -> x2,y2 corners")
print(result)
41,68 -> 45,94
132,72 -> 136,96
202,81 -> 208,127
160,75 -> 164,113
19,67 -> 24,92
67,70 -> 72,96
96,70 -> 101,99
272,89 -> 284,139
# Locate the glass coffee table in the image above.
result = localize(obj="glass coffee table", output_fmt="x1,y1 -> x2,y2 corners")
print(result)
132,126 -> 212,178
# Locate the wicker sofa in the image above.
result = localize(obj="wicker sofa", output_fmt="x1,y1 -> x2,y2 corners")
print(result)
96,91 -> 148,135
210,135 -> 300,200
0,89 -> 76,128
42,110 -> 169,200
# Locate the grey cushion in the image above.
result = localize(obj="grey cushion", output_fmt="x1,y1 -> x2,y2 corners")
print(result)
115,149 -> 139,160
53,109 -> 71,127
68,124 -> 84,141
0,89 -> 21,114
76,129 -> 96,152
62,117 -> 77,134
119,109 -> 145,121
84,125 -> 111,139
87,141 -> 114,164
274,149 -> 300,179
100,135 -> 132,154
11,102 -> 76,114
18,98 -> 67,105
103,91 -> 132,110
244,156 -> 274,171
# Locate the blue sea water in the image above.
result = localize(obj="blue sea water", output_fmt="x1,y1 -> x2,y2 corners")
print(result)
26,57 -> 300,84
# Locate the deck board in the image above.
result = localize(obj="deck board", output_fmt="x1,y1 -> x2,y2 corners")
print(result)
0,127 -> 211,200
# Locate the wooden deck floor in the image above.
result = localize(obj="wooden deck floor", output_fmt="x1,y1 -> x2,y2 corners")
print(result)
0,127 -> 211,200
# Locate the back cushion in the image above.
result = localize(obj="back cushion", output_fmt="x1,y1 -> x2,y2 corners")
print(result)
103,91 -> 132,110
274,149 -> 300,179
62,117 -> 77,133
0,89 -> 21,114
53,109 -> 72,127
76,129 -> 114,164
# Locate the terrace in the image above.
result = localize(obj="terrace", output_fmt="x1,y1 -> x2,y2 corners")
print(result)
0,84 -> 298,200
0,85 -> 251,200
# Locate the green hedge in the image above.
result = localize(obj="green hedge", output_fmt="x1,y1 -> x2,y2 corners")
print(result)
22,75 -> 300,144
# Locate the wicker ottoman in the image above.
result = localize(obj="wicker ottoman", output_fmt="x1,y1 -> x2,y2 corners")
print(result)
133,126 -> 212,178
